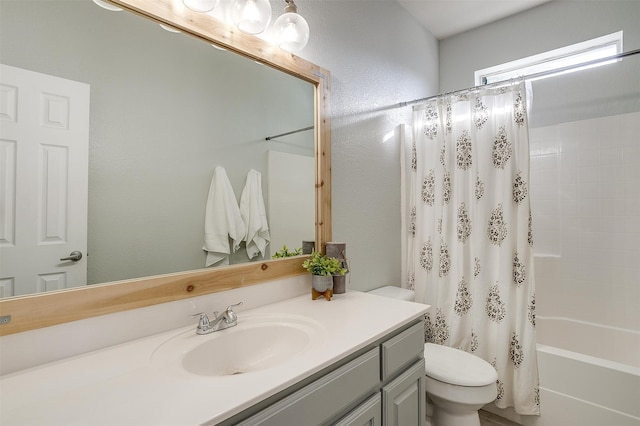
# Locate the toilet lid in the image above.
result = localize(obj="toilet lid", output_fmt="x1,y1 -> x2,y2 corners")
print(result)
424,343 -> 498,387
368,286 -> 415,301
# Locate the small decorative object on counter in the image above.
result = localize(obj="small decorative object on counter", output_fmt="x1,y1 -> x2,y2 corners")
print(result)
272,244 -> 302,258
332,274 -> 347,294
325,242 -> 346,260
302,240 -> 315,254
302,251 -> 346,301
326,242 -> 349,294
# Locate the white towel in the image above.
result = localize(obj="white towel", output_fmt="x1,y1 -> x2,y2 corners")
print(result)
203,166 -> 246,267
240,169 -> 270,259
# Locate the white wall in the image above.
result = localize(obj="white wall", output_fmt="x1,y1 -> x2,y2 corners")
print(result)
297,0 -> 440,290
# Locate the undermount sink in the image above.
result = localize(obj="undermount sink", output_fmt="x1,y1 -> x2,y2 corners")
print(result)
151,313 -> 326,377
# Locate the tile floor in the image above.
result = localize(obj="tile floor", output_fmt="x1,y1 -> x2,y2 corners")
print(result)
479,410 -> 522,426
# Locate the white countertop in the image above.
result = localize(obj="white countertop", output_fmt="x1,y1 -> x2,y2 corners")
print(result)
0,291 -> 428,425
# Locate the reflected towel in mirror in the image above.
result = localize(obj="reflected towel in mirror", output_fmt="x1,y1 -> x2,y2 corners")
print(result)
240,169 -> 270,259
203,166 -> 247,266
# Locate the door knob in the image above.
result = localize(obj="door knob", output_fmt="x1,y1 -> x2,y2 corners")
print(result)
60,251 -> 83,262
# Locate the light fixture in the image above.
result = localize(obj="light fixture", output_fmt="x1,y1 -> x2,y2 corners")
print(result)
273,0 -> 309,53
230,0 -> 272,35
92,0 -> 123,12
180,0 -> 311,52
183,0 -> 220,13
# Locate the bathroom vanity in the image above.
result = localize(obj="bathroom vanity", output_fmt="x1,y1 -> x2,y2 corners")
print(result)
0,291 -> 428,425
226,313 -> 426,425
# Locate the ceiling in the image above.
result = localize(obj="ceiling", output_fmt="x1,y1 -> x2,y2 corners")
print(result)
396,0 -> 552,40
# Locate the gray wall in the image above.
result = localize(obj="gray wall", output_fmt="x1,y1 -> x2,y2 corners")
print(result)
439,1 -> 640,93
298,0 -> 439,290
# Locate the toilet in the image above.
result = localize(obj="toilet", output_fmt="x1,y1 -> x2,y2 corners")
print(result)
368,286 -> 497,426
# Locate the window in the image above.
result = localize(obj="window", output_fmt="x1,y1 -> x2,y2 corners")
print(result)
475,31 -> 623,85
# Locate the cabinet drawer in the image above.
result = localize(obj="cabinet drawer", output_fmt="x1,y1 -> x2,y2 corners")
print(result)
238,348 -> 380,426
381,321 -> 424,381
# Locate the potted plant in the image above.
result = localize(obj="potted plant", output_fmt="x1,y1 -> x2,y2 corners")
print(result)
272,245 -> 302,258
302,251 -> 347,294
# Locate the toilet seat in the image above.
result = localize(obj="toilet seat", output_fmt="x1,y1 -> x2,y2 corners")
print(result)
424,343 -> 497,386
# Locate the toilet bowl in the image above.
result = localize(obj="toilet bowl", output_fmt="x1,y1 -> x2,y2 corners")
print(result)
367,286 -> 497,426
424,342 -> 497,426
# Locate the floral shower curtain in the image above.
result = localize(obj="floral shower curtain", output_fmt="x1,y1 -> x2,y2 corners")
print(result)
406,80 -> 540,415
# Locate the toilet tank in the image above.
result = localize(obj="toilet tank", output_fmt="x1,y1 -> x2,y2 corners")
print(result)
368,286 -> 415,302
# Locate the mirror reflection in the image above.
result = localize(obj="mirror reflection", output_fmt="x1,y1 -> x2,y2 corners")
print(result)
0,0 -> 315,298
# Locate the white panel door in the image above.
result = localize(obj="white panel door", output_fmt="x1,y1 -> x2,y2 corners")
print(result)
0,64 -> 89,297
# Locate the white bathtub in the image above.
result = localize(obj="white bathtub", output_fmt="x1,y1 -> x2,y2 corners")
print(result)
486,316 -> 640,426
537,316 -> 640,368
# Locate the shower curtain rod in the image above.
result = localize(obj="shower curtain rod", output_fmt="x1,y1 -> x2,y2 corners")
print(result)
397,48 -> 640,109
265,125 -> 314,141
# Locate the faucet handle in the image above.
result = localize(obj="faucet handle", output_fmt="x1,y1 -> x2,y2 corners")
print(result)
226,302 -> 243,311
224,302 -> 243,323
192,312 -> 210,330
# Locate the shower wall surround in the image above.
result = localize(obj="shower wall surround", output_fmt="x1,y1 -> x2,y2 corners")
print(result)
530,111 -> 640,331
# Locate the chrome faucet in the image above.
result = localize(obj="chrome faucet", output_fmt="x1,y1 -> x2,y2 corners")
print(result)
192,302 -> 243,335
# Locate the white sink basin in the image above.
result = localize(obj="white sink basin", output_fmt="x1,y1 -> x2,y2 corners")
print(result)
151,313 -> 326,377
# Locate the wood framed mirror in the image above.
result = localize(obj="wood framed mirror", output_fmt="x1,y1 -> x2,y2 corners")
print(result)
0,0 -> 331,336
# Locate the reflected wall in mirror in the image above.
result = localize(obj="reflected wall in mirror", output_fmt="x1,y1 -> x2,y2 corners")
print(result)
0,0 -> 331,335
0,0 -> 315,297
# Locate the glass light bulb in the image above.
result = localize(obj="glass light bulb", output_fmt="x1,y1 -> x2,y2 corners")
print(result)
231,0 -> 272,35
242,1 -> 260,21
282,22 -> 298,42
274,12 -> 309,52
183,0 -> 220,13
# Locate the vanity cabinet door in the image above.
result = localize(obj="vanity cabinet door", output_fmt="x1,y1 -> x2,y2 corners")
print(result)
381,359 -> 426,426
238,348 -> 380,426
332,393 -> 381,426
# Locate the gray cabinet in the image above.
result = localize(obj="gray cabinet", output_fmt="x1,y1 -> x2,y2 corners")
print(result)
237,349 -> 380,426
226,320 -> 425,426
382,360 -> 426,426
